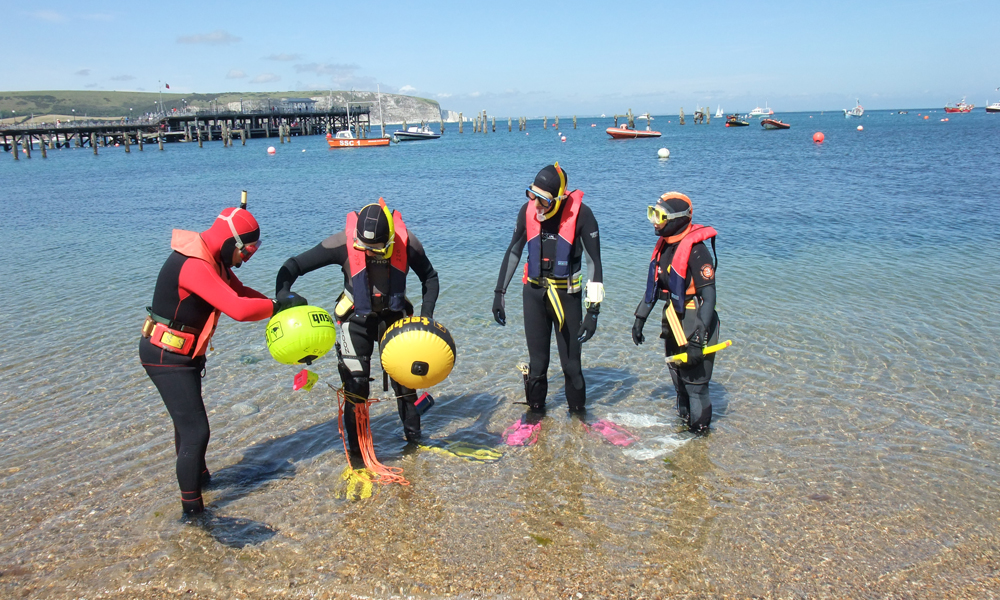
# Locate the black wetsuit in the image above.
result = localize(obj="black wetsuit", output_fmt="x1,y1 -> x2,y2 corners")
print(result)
276,230 -> 438,450
495,199 -> 602,411
635,240 -> 719,432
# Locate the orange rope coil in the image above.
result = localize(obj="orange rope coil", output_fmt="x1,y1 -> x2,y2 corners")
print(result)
335,386 -> 409,486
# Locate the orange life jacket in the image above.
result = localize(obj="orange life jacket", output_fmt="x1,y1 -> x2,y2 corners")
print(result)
170,229 -> 226,357
522,189 -> 583,283
643,224 -> 718,315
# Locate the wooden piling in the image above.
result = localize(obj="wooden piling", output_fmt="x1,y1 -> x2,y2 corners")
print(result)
679,108 -> 685,125
12,136 -> 18,160
196,121 -> 203,147
92,133 -> 98,155
573,116 -> 577,129
241,128 -> 246,145
40,135 -> 48,158
138,130 -> 143,151
543,117 -> 547,129
440,118 -> 445,134
158,131 -> 164,151
492,116 -> 496,132
458,113 -> 463,133
124,131 -> 130,153
24,135 -> 31,158
508,117 -> 512,132
75,134 -> 81,148
554,116 -> 559,130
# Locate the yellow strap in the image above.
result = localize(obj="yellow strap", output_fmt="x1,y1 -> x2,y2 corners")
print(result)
528,277 -> 567,330
663,303 -> 688,347
666,340 -> 733,364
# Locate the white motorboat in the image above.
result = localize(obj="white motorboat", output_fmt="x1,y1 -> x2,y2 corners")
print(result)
844,99 -> 864,118
749,103 -> 773,117
392,125 -> 441,142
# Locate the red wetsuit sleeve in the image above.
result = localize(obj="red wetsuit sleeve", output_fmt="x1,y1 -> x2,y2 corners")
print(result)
227,271 -> 270,300
179,259 -> 274,322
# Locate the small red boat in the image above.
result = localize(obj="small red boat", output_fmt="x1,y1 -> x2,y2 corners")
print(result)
760,118 -> 790,130
944,97 -> 974,113
606,125 -> 661,139
327,130 -> 390,148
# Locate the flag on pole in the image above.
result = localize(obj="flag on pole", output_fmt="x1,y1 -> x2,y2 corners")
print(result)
165,83 -> 170,89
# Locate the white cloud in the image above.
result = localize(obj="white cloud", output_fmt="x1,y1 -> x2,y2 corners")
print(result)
469,91 -> 481,98
226,69 -> 247,79
177,30 -> 241,45
250,73 -> 281,84
398,85 -> 417,94
436,92 -> 452,98
111,75 -> 135,81
294,62 -> 358,77
75,69 -> 91,76
29,10 -> 66,22
265,53 -> 301,61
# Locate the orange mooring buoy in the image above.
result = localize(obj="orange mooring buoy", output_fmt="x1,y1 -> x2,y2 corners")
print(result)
813,132 -> 825,143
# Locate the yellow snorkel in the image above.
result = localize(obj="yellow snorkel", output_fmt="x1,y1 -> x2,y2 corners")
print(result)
376,197 -> 395,259
538,162 -> 568,221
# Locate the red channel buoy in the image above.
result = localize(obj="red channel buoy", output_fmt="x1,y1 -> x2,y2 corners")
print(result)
813,132 -> 825,143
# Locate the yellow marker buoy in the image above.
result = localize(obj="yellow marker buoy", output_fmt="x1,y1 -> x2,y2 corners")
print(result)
380,316 -> 457,389
265,305 -> 336,365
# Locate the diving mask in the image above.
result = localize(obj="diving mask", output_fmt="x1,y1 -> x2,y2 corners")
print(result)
353,236 -> 393,258
647,203 -> 692,228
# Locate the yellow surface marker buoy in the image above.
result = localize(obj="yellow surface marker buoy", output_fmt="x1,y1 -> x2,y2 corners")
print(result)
265,305 -> 336,365
380,317 -> 457,389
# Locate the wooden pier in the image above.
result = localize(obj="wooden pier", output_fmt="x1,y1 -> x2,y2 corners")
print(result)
2,105 -> 371,157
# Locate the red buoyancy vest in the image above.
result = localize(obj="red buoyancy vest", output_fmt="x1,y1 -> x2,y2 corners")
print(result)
170,229 -> 227,357
523,189 -> 584,282
346,209 -> 409,316
643,224 -> 718,315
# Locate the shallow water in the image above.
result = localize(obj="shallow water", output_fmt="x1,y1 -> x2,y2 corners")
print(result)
1,110 -> 999,598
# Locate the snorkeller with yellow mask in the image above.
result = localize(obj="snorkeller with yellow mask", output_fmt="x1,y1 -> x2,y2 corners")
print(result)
493,163 -> 604,434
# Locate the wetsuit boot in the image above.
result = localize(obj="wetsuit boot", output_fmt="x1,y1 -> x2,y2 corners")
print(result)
524,374 -> 548,412
669,364 -> 690,420
686,383 -> 712,433
393,383 -> 422,443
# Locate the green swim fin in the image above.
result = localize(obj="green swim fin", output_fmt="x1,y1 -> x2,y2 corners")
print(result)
419,440 -> 503,463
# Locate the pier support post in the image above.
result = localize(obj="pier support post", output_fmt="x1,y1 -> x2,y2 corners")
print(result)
458,113 -> 463,133
554,116 -> 559,130
196,121 -> 203,147
279,124 -> 284,144
12,136 -> 19,160
679,108 -> 685,126
508,117 -> 512,132
543,117 -> 547,129
92,134 -> 98,155
573,116 -> 577,129
492,116 -> 496,132
158,131 -> 164,151
75,134 -> 81,148
440,118 -> 445,135
138,130 -> 143,151
124,131 -> 130,153
40,135 -> 48,158
241,128 -> 246,145
24,135 -> 31,158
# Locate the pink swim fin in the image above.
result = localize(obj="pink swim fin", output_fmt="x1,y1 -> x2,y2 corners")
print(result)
585,419 -> 639,447
502,417 -> 541,447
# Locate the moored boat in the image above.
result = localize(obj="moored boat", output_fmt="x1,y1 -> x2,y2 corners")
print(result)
944,97 -> 974,113
725,114 -> 749,127
749,103 -> 774,117
715,105 -> 723,118
392,125 -> 441,142
327,129 -> 390,148
760,118 -> 790,130
986,102 -> 1000,114
606,125 -> 661,138
844,99 -> 864,118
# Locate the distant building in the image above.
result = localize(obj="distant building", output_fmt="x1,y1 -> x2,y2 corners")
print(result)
280,98 -> 317,111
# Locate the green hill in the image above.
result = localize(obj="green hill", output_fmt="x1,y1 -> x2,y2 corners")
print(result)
0,90 -> 441,122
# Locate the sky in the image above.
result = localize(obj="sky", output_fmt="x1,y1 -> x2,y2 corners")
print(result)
4,0 -> 997,115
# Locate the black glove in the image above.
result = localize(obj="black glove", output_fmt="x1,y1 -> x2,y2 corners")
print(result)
631,316 -> 646,346
577,306 -> 600,343
492,292 -> 506,326
273,288 -> 308,315
684,326 -> 705,366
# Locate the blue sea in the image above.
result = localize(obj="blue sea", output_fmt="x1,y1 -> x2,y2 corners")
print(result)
1,110 -> 999,598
